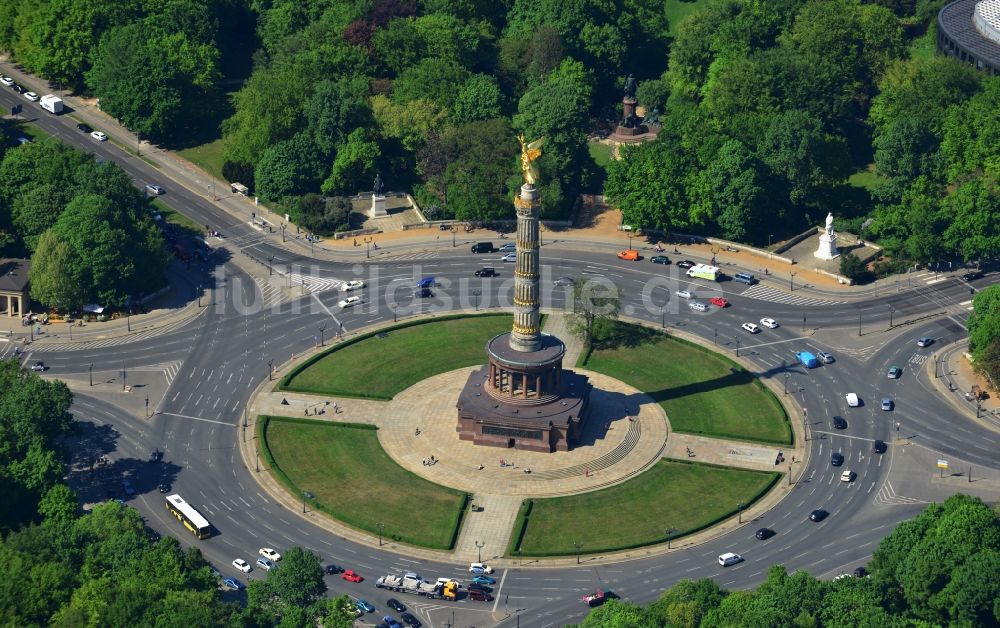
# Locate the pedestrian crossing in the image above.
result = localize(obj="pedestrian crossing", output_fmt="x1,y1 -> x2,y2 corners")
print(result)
910,271 -> 952,286
252,277 -> 290,309
738,284 -> 845,306
375,251 -> 444,262
28,314 -> 204,352
283,272 -> 342,293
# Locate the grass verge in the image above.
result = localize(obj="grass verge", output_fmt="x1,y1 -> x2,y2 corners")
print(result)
260,416 -> 468,549
177,137 -> 226,181
511,460 -> 779,555
151,198 -> 203,234
280,313 -> 518,399
581,322 -> 791,445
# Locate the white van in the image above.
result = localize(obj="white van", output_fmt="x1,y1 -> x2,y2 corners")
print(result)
718,552 -> 743,566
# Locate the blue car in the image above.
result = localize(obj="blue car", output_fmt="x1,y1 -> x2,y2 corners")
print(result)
471,575 -> 496,585
356,599 -> 375,613
222,577 -> 244,590
383,617 -> 402,628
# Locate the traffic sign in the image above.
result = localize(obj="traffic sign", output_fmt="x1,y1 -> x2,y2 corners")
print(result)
937,459 -> 948,469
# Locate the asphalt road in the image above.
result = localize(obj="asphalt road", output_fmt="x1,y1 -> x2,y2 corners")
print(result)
6,82 -> 1000,628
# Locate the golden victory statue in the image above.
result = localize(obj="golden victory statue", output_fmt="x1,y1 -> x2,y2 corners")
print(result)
518,134 -> 544,186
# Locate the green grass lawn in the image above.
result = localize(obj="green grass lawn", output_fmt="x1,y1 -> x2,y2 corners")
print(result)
665,0 -> 714,35
513,460 -> 778,555
177,137 -> 226,181
848,167 -> 884,192
588,140 -> 614,169
262,417 -> 467,549
582,324 -> 791,444
281,314 -> 517,399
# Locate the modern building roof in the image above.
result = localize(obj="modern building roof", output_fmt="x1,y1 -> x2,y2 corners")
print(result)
975,0 -> 1000,44
0,259 -> 30,293
939,0 -> 1000,74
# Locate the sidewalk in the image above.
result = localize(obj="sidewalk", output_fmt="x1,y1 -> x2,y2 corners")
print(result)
931,340 -> 1000,433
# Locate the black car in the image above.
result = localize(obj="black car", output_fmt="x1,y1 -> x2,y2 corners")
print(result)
831,452 -> 844,466
832,416 -> 847,430
324,564 -> 342,575
158,482 -> 171,493
650,255 -> 671,265
11,83 -> 23,93
962,271 -> 983,281
853,566 -> 868,577
676,260 -> 695,269
77,123 -> 94,133
873,440 -> 887,454
809,509 -> 828,522
387,598 -> 406,612
475,267 -> 497,277
414,287 -> 432,298
467,582 -> 492,593
755,527 -> 774,540
400,612 -> 421,627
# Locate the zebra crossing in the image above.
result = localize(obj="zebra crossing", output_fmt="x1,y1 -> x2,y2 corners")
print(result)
283,272 -> 342,293
911,270 -> 950,285
375,251 -> 445,262
738,284 -> 846,306
28,315 -> 203,352
252,277 -> 291,309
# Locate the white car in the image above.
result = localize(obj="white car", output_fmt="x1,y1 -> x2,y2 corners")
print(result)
718,552 -> 743,566
145,183 -> 164,195
341,280 -> 365,292
501,253 -> 516,262
337,296 -> 361,308
741,323 -> 760,334
258,548 -> 281,561
845,393 -> 859,407
0,77 -> 12,86
675,289 -> 692,299
840,469 -> 854,482
256,557 -> 273,571
24,91 -> 39,101
91,131 -> 107,142
232,558 -> 251,573
469,562 -> 493,574
760,318 -> 779,329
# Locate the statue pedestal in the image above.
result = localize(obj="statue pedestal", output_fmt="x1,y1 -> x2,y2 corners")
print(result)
370,194 -> 388,219
814,232 -> 839,260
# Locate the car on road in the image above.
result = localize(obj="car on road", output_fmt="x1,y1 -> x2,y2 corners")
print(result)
817,351 -> 835,364
337,296 -> 361,308
689,301 -> 708,312
833,415 -> 848,429
741,322 -> 760,334
809,509 -> 828,522
650,255 -> 670,265
845,393 -> 860,407
122,479 -> 135,495
158,481 -> 171,493
342,569 -> 363,582
356,599 -> 374,613
831,452 -> 844,466
145,184 -> 165,195
760,317 -> 779,329
467,582 -> 492,593
718,552 -> 743,566
467,588 -> 493,602
917,336 -> 934,347
222,577 -> 244,590
31,361 -> 45,371
498,242 -> 516,252
324,564 -> 343,575
469,562 -> 494,574
501,253 -> 516,262
554,276 -> 574,286
340,280 -> 365,291
414,287 -> 432,298
962,271 -> 983,281
91,131 -> 107,141
710,296 -> 729,308
77,122 -> 93,133
887,365 -> 902,379
475,267 -> 497,277
0,77 -> 12,86
873,440 -> 887,454
382,616 -> 403,628
675,289 -> 692,299
881,397 -> 894,411
10,83 -> 23,93
149,450 -> 162,462
255,557 -> 274,571
617,249 -> 639,260
676,260 -> 695,269
401,612 -> 421,627
840,469 -> 854,482
471,575 -> 496,585
232,558 -> 251,573
258,548 -> 281,561
24,91 -> 39,101
387,598 -> 406,612
755,527 -> 774,540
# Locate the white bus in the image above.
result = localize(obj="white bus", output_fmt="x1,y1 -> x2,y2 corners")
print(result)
165,494 -> 211,539
686,264 -> 720,281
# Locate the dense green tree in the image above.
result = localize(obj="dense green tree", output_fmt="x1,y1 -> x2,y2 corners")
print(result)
254,134 -> 325,202
222,66 -> 311,166
868,177 -> 949,264
872,117 -> 942,191
302,77 -> 373,158
975,336 -> 1000,390
372,16 -> 426,75
28,229 -> 86,311
942,178 -> 1000,263
967,285 -> 1000,358
758,109 -> 851,207
605,137 -> 696,233
11,183 -> 67,252
940,77 -> 1000,182
454,74 -> 504,123
428,118 -> 518,220
496,24 -> 564,96
321,128 -> 382,196
392,57 -> 471,109
373,95 -> 449,152
412,12 -> 486,67
575,599 -> 657,627
648,578 -> 726,627
246,547 -> 327,626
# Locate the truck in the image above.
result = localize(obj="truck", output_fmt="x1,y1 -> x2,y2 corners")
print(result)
686,263 -> 720,281
40,94 -> 63,114
375,574 -> 457,601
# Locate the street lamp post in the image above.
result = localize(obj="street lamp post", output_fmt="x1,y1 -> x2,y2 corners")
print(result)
889,306 -> 895,328
738,501 -> 743,524
145,395 -> 149,418
318,326 -> 326,347
302,491 -> 313,514
89,363 -> 93,387
364,236 -> 374,259
789,271 -> 796,292
472,289 -> 481,311
450,227 -> 457,248
377,522 -> 385,547
127,312 -> 131,333
666,527 -> 678,549
267,255 -> 274,276
857,309 -> 862,337
714,328 -> 717,345
784,372 -> 789,395
122,361 -> 126,391
267,359 -> 274,381
573,541 -> 582,564
735,336 -> 740,357
475,540 -> 485,563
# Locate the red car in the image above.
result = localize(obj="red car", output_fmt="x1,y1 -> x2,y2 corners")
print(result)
710,296 -> 729,308
342,570 -> 363,583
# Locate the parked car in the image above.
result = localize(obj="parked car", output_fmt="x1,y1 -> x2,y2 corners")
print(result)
755,527 -> 774,540
710,296 -> 729,308
258,548 -> 281,561
23,91 -> 39,101
833,416 -> 848,429
650,255 -> 670,265
342,569 -> 363,582
831,452 -> 844,466
741,322 -> 760,334
881,397 -> 894,411
356,599 -> 375,613
77,122 -> 93,133
0,77 -> 12,86
617,249 -> 640,260
222,577 -> 244,590
809,509 -> 828,522
917,337 -> 934,347
760,317 -> 779,328
387,599 -> 406,612
91,131 -> 108,141
475,267 -> 497,277
887,365 -> 902,379
232,559 -> 251,573
256,557 -> 274,571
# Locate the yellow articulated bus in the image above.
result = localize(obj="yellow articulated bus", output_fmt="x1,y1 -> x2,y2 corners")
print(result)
165,494 -> 211,539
